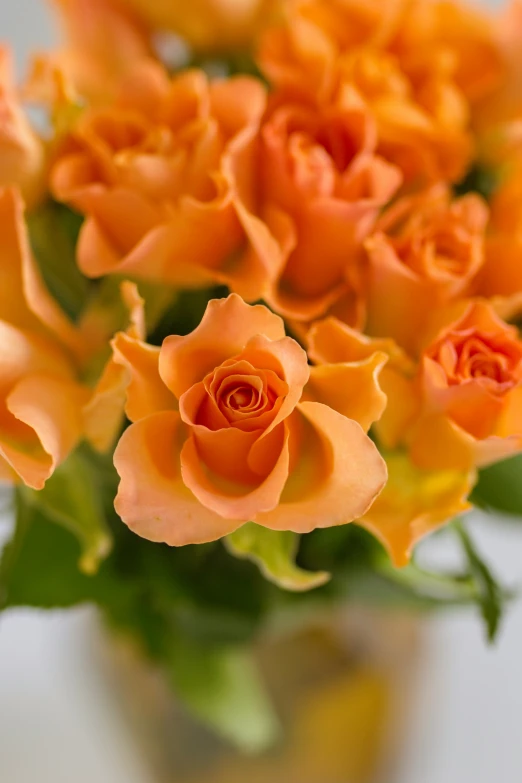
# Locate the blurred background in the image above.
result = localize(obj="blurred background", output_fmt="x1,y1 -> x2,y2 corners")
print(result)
1,1 -> 521,782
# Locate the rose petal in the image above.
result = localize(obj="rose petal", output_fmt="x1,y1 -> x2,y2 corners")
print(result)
185,423 -> 268,486
0,188 -> 84,358
180,421 -> 290,521
255,401 -> 387,533
242,333 -> 310,438
159,294 -> 286,398
410,411 -> 522,471
1,374 -> 86,489
359,453 -> 474,567
114,410 -> 244,545
112,332 -> 176,421
305,356 -> 388,432
84,281 -> 147,451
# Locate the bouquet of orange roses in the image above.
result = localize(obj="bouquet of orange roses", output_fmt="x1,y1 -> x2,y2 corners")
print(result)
2,0 -> 522,749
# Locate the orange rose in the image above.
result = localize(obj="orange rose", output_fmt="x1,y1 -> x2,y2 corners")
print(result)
365,186 -> 488,355
50,61 -> 267,294
121,0 -> 281,52
259,0 -> 408,102
258,0 -> 473,183
336,49 -> 472,184
112,294 -> 387,545
235,88 -> 401,324
392,0 -> 503,107
0,48 -> 45,208
410,301 -> 522,471
48,0 -> 152,104
0,188 -> 88,488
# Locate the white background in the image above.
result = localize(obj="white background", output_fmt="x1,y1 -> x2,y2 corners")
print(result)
1,1 -> 521,782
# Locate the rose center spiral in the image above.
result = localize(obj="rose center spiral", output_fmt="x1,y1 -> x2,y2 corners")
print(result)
226,384 -> 260,412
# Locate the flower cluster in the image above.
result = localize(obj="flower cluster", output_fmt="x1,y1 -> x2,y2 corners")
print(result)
3,0 -> 522,581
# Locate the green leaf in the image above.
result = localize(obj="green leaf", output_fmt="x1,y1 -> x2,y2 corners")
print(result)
453,163 -> 499,201
471,454 -> 522,517
27,200 -> 90,322
168,639 -> 280,753
454,519 -> 506,642
0,494 -> 109,609
225,524 -> 330,592
24,449 -> 112,574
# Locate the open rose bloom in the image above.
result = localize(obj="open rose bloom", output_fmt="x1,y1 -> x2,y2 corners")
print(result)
3,0 -> 522,737
113,294 -> 386,544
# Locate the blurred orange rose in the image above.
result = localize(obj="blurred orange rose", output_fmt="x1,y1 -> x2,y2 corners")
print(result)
0,186 -> 147,486
410,301 -> 522,471
51,61 -> 267,294
235,88 -> 401,324
392,0 -> 503,107
0,48 -> 45,207
113,294 -> 387,545
259,0 -> 408,102
472,1 -> 522,131
258,0 -> 474,183
48,0 -> 152,103
0,188 -> 88,488
365,186 -> 488,355
336,49 -> 472,184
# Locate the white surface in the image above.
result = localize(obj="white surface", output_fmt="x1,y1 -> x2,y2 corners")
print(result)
1,1 -> 522,782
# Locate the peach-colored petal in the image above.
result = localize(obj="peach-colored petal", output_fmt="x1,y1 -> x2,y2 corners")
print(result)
50,0 -> 152,104
255,401 -> 387,533
83,359 -> 128,452
2,374 -> 87,489
103,193 -> 244,285
180,423 -> 290,521
0,188 -> 84,359
359,453 -> 475,567
0,49 -> 45,207
231,198 -> 296,301
114,411 -> 244,545
308,316 -> 412,368
374,366 -> 420,450
421,356 -> 506,439
307,316 -> 419,448
71,189 -> 161,278
496,385 -> 522,439
159,294 -> 286,398
187,423 -> 269,486
242,333 -> 310,437
365,233 -> 446,355
120,279 -> 146,340
84,281 -> 149,450
0,319 -> 75,390
210,76 -> 267,140
305,357 -> 388,433
410,412 -> 522,471
112,332 -> 176,422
